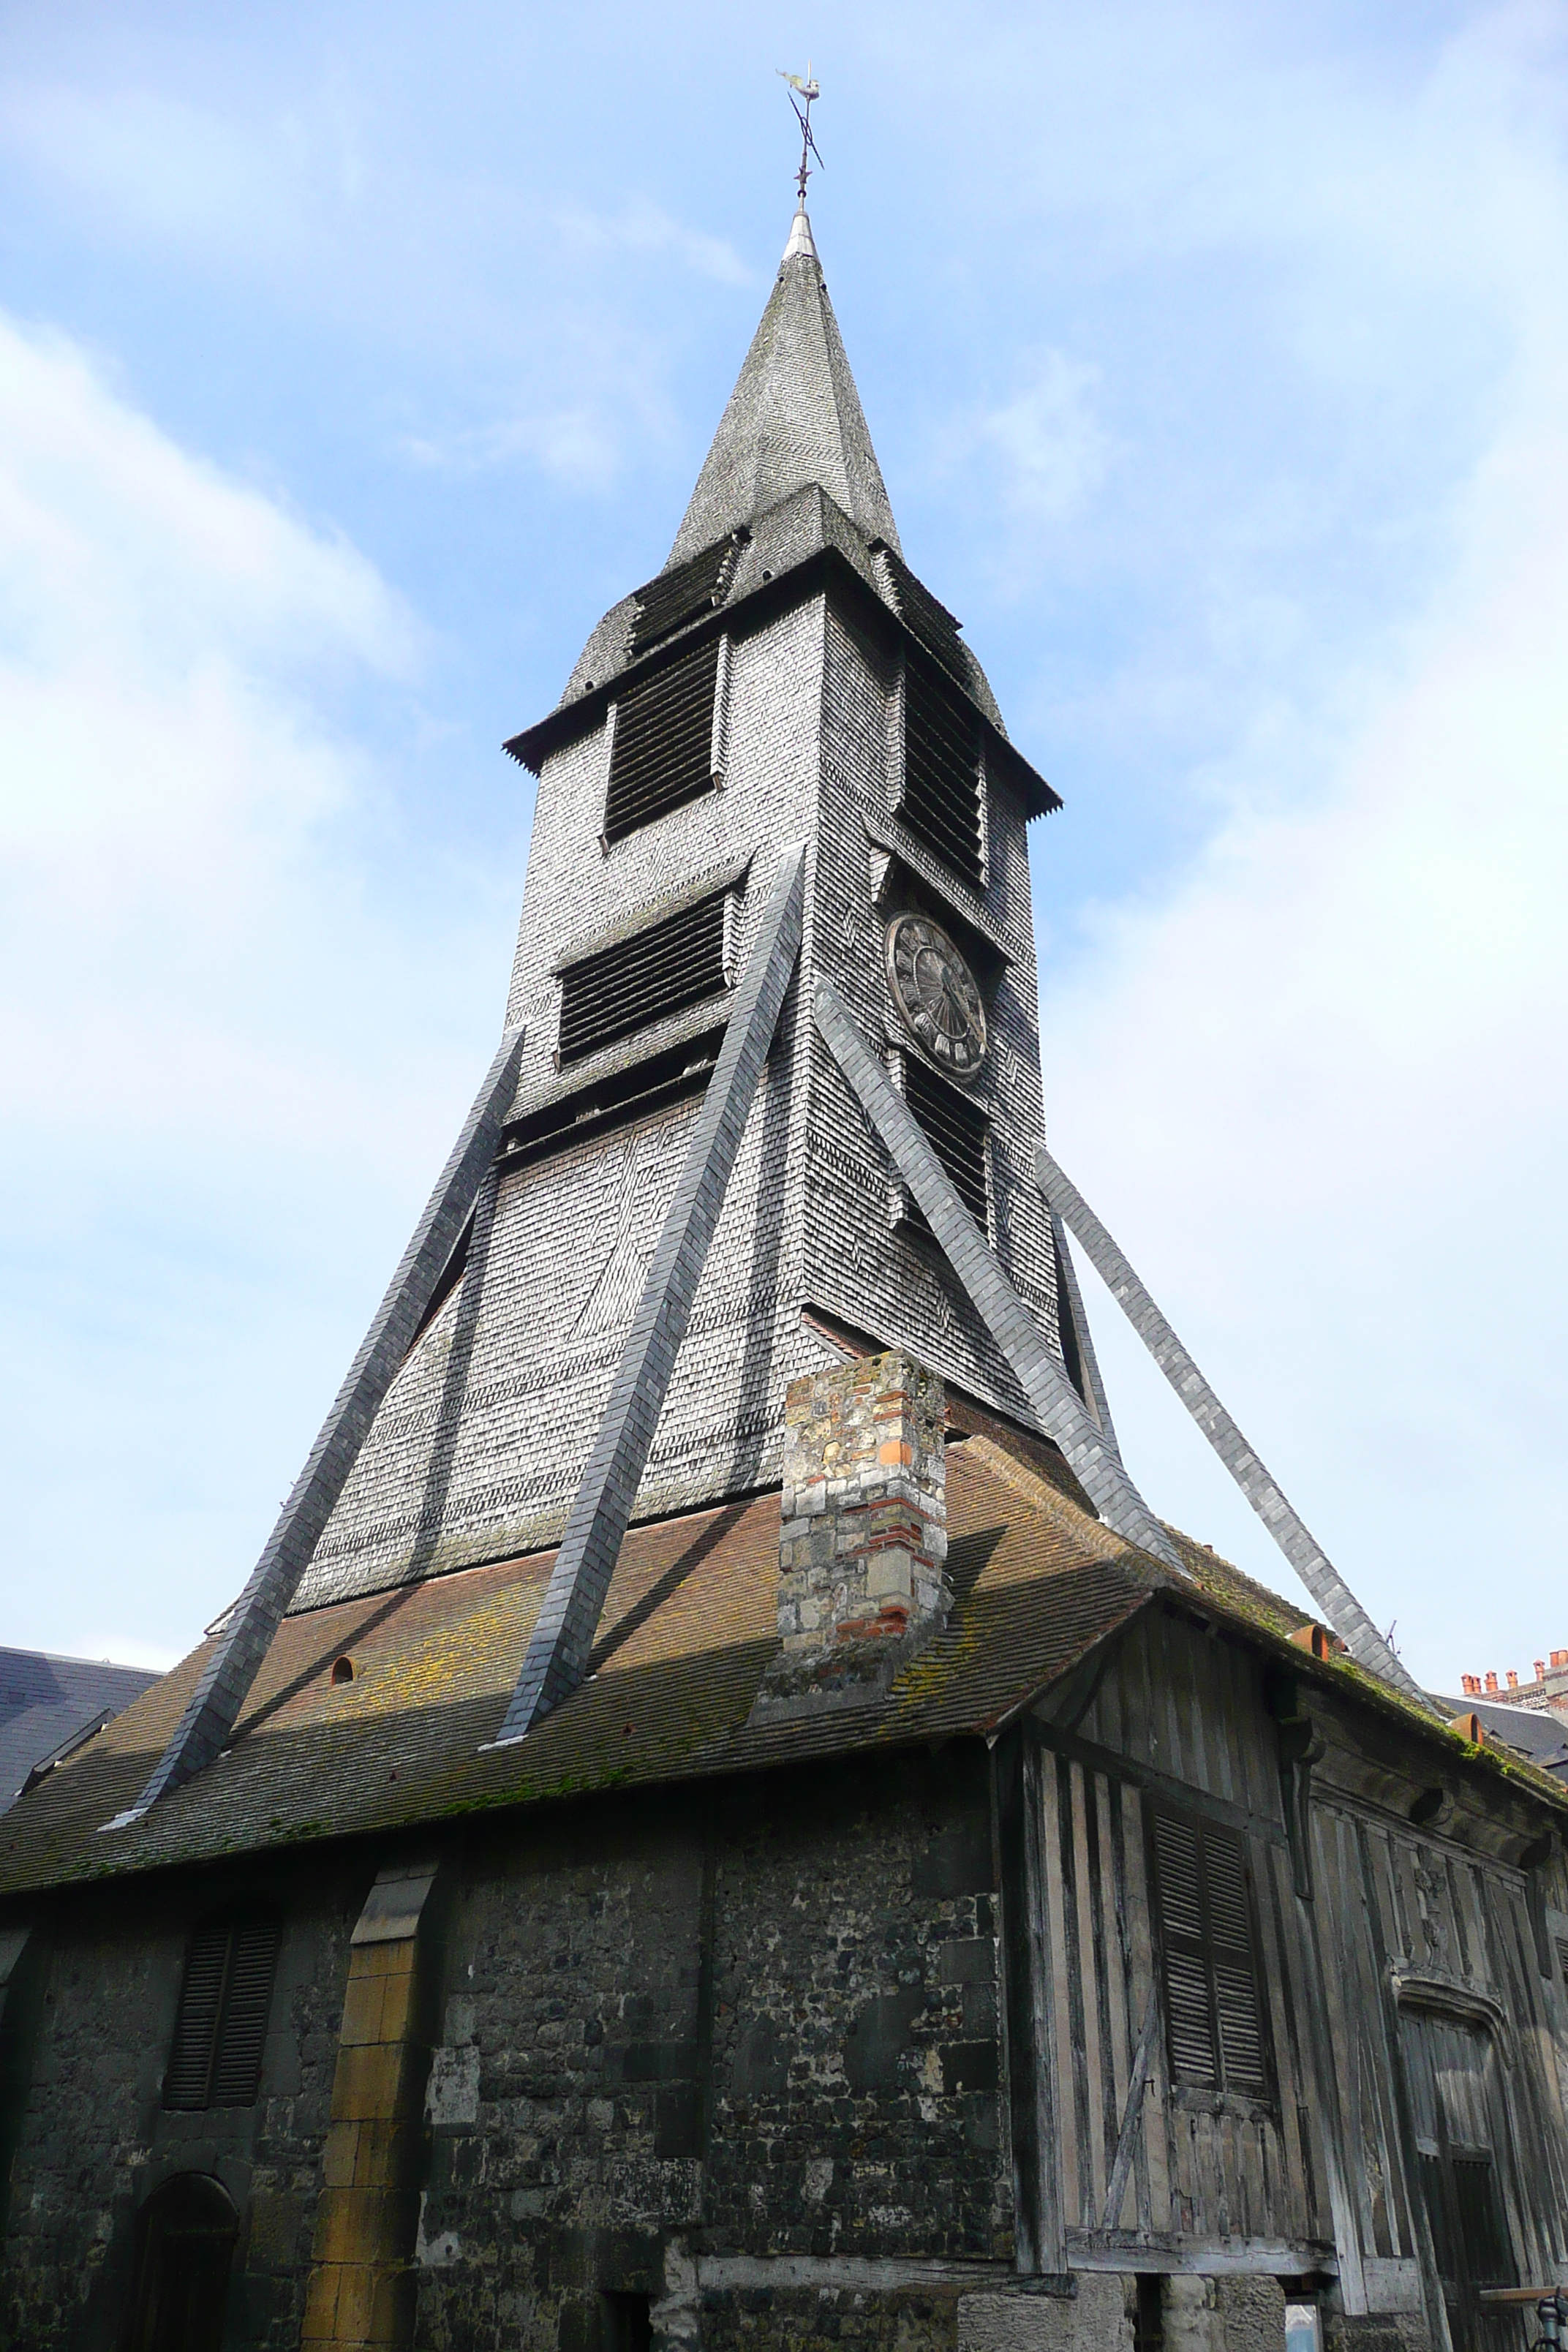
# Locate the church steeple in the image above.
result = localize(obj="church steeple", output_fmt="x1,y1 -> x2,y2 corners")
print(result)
666,206 -> 901,565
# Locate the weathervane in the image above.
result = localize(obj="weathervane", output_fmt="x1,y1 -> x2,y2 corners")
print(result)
777,64 -> 823,206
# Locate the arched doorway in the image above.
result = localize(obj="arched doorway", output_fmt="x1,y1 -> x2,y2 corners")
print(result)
125,2173 -> 238,2352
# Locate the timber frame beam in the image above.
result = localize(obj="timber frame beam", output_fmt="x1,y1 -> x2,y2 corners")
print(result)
1035,1143 -> 1433,1709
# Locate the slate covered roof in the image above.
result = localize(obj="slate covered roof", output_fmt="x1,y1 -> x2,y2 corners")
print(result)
0,1649 -> 159,1814
3,1425 -> 1561,1899
667,208 -> 900,567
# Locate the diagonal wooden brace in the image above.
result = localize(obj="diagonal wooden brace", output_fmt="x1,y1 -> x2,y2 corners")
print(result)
1035,1142 -> 1434,1708
812,977 -> 1186,1575
490,841 -> 807,1744
1049,1205 -> 1123,1465
103,1027 -> 529,1828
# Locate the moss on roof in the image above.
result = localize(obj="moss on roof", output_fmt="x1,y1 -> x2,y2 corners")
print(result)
1,1431 -> 1558,1901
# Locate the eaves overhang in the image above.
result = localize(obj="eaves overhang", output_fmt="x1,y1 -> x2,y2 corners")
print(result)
503,543 -> 1063,824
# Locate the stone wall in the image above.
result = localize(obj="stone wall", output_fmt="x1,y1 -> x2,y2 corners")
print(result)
0,1860 -> 355,2351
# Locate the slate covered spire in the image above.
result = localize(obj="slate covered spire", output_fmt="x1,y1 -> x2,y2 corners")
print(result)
666,205 -> 901,566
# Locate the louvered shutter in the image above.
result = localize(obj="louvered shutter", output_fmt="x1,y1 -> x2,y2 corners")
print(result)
900,650 -> 984,890
628,538 -> 739,656
163,1915 -> 280,2112
603,641 -> 720,841
1149,1805 -> 1271,2098
902,1055 -> 990,1234
1204,1821 -> 1269,2095
163,1923 -> 229,2110
210,1919 -> 281,2106
878,548 -> 970,684
558,892 -> 728,1064
1150,1810 -> 1219,2087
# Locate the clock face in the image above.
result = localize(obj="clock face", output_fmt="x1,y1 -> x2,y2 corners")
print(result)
884,912 -> 989,1079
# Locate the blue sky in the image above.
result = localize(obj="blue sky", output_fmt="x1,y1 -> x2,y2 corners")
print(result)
2,0 -> 1566,1692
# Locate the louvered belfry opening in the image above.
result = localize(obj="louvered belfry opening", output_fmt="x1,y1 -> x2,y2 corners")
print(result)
1147,1805 -> 1270,2098
878,545 -> 969,683
627,535 -> 740,657
900,648 -> 984,891
902,1053 -> 990,1236
163,1915 -> 281,2111
603,638 -> 720,842
558,891 -> 728,1065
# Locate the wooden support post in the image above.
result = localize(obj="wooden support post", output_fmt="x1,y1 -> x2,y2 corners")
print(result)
1035,1142 -> 1433,1708
303,1863 -> 442,2351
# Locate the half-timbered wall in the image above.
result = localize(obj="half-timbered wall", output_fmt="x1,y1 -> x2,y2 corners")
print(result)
1016,1599 -> 1568,2350
1308,1796 -> 1568,2334
1024,1607 -> 1333,2274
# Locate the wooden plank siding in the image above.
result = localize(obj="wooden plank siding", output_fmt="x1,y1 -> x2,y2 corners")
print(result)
1027,1604 -> 1568,2310
1032,1610 -> 1333,2266
1308,1795 -> 1568,2308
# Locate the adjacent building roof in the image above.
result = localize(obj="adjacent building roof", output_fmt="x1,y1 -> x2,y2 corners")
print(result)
0,1648 -> 159,1814
1,1423 -> 1558,1899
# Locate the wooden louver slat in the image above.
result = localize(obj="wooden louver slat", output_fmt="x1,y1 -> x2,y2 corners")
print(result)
879,546 -> 969,684
628,537 -> 739,656
163,1915 -> 281,2111
210,1921 -> 282,2106
1149,1805 -> 1270,2099
558,892 -> 728,1065
162,1923 -> 229,2110
901,649 -> 984,890
902,1053 -> 989,1233
604,639 -> 720,843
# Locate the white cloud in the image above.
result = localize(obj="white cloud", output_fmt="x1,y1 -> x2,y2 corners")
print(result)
549,197 -> 752,287
0,311 -> 499,1661
1039,312 -> 1568,1692
968,353 -> 1112,522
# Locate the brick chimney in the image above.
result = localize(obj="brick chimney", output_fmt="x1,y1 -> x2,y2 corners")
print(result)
760,1349 -> 949,1707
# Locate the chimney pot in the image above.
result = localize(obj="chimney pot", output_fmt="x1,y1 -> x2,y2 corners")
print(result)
1507,1670 -> 1519,1689
1485,1672 -> 1499,1693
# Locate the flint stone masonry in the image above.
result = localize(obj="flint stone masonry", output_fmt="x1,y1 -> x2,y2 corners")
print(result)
765,1349 -> 949,1700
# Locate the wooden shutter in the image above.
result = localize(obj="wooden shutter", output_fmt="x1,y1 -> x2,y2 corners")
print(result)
900,649 -> 984,889
163,1923 -> 229,2110
603,640 -> 720,841
210,1920 -> 281,2106
163,1915 -> 280,2112
1149,1804 -> 1270,2098
627,538 -> 739,656
557,892 -> 728,1064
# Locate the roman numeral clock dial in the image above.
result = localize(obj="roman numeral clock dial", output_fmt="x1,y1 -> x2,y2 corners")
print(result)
884,912 -> 988,1079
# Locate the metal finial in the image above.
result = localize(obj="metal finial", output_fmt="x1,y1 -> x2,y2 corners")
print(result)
777,64 -> 823,206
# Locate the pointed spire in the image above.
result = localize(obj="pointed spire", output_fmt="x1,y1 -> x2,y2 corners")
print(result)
666,208 -> 901,568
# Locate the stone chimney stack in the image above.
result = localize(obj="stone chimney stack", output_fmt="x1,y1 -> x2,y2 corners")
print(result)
764,1349 -> 950,1705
